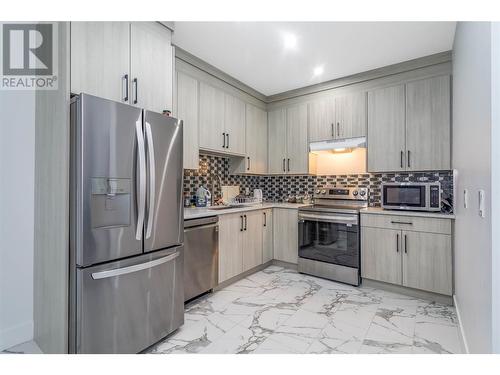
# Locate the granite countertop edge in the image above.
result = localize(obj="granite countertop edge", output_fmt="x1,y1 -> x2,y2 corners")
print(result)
360,207 -> 455,219
184,203 -> 311,220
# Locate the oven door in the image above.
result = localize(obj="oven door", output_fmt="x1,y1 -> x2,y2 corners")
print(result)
298,212 -> 359,268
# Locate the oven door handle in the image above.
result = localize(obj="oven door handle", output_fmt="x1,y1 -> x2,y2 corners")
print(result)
298,213 -> 358,225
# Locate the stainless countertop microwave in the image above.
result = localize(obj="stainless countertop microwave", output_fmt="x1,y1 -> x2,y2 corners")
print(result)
381,182 -> 441,212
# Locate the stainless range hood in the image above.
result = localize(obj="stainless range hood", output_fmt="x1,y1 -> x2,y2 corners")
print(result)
309,136 -> 367,154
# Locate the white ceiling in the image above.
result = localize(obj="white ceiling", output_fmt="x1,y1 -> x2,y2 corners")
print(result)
173,22 -> 456,96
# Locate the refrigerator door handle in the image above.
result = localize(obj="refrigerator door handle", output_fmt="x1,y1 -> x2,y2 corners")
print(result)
135,120 -> 146,240
91,251 -> 180,280
144,121 -> 156,239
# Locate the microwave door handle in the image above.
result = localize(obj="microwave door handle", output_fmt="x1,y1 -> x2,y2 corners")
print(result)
135,119 -> 146,240
145,121 -> 155,239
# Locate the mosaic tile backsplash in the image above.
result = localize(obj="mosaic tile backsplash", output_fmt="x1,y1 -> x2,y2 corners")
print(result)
184,155 -> 454,212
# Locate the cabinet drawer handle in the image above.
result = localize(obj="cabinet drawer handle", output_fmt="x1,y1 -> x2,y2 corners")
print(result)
223,132 -> 226,148
391,221 -> 413,225
133,78 -> 138,104
404,234 -> 408,254
122,74 -> 129,102
396,233 -> 399,253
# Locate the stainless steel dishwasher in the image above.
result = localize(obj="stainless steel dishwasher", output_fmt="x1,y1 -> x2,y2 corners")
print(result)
183,216 -> 219,302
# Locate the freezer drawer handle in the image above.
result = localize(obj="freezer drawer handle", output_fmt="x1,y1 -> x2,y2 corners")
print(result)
145,121 -> 156,239
91,252 -> 180,280
135,120 -> 147,240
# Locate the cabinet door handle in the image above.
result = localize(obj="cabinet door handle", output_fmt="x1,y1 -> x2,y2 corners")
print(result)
404,234 -> 408,254
282,158 -> 285,172
240,215 -> 244,231
400,150 -> 404,169
247,157 -> 250,171
133,78 -> 138,104
287,158 -> 290,172
407,150 -> 411,168
263,212 -> 267,227
222,132 -> 226,148
391,221 -> 413,225
226,133 -> 229,149
331,123 -> 334,137
244,214 -> 247,231
396,233 -> 399,253
122,74 -> 129,102
337,122 -> 340,137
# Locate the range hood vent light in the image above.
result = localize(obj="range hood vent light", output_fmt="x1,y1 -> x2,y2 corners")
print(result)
309,136 -> 366,154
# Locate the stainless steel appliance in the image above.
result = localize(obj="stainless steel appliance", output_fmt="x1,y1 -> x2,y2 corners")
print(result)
381,182 -> 441,212
298,186 -> 368,286
69,93 -> 184,354
184,216 -> 219,302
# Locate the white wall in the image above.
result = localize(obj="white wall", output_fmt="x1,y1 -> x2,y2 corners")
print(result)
0,90 -> 36,350
491,22 -> 500,354
452,22 -> 492,353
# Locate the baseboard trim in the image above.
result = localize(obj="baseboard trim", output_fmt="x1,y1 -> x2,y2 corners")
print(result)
362,278 -> 453,305
453,294 -> 470,354
0,321 -> 34,351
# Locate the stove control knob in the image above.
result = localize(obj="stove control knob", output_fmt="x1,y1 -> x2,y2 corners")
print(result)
315,190 -> 321,195
360,190 -> 366,196
321,190 -> 326,194
352,190 -> 359,196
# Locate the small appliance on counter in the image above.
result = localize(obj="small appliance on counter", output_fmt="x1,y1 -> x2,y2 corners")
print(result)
381,182 -> 441,212
195,186 -> 211,207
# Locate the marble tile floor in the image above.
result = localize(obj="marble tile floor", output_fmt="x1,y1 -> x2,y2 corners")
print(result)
147,266 -> 463,354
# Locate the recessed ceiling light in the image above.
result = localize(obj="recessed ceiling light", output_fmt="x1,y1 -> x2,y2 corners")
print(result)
283,33 -> 297,50
313,66 -> 324,76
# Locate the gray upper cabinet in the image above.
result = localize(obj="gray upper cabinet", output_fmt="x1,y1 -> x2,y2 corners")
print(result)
130,22 -> 173,113
232,104 -> 267,174
268,105 -> 309,174
367,85 -> 406,172
198,82 -> 246,156
286,104 -> 309,174
335,92 -> 367,139
368,76 -> 451,173
176,71 -> 199,170
199,82 -> 225,151
224,94 -> 246,155
268,108 -> 287,174
308,97 -> 335,142
405,76 -> 451,171
71,22 -> 173,113
71,22 -> 130,103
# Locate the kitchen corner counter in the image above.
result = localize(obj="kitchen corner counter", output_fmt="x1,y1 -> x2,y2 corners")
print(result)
184,202 -> 311,220
360,207 -> 455,219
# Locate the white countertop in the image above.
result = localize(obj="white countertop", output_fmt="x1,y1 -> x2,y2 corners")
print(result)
184,202 -> 310,220
360,207 -> 455,219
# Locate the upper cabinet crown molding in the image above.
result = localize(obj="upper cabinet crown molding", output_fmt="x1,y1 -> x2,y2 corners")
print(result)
70,21 -> 173,113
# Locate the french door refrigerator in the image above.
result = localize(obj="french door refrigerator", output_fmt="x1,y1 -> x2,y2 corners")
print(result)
69,93 -> 184,354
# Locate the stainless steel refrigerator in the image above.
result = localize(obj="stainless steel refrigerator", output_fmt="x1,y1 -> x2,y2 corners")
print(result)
69,93 -> 184,354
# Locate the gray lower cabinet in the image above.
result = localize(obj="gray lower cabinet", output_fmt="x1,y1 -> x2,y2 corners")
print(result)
242,211 -> 263,272
262,209 -> 273,263
361,227 -> 403,285
273,208 -> 298,264
361,213 -> 453,296
218,213 -> 243,283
